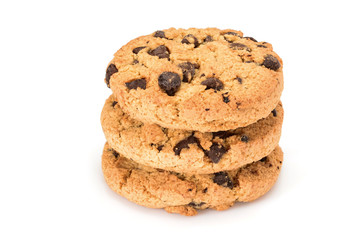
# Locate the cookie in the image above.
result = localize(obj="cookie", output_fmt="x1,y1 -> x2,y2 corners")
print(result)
101,94 -> 283,174
102,142 -> 283,216
105,28 -> 283,132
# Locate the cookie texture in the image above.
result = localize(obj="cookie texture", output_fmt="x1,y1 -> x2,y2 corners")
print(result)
105,28 -> 283,132
101,95 -> 283,174
102,142 -> 283,216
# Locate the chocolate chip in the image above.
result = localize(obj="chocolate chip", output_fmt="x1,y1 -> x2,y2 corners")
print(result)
125,78 -> 146,90
269,163 -> 273,168
148,45 -> 170,59
181,34 -> 199,48
250,170 -> 259,175
132,46 -> 146,54
230,43 -> 251,51
204,35 -> 213,42
157,145 -> 164,152
260,157 -> 267,162
241,135 -> 249,143
201,77 -> 224,91
205,142 -> 227,163
178,62 -> 199,83
223,32 -> 241,42
272,109 -> 277,117
257,44 -> 267,48
112,150 -> 119,158
244,36 -> 257,42
263,54 -> 281,71
105,64 -> 118,88
277,166 -> 280,170
154,30 -> 166,38
224,32 -> 240,36
173,135 -> 200,155
200,73 -> 205,78
222,93 -> 230,103
188,188 -> 193,192
235,77 -> 243,84
205,108 -> 210,111
213,172 -> 233,189
240,135 -> 249,142
133,59 -> 139,64
203,188 -> 208,193
158,72 -> 181,96
188,202 -> 205,209
111,101 -> 118,107
212,131 -> 236,139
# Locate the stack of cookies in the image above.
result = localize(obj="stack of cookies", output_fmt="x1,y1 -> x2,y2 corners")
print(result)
101,28 -> 284,216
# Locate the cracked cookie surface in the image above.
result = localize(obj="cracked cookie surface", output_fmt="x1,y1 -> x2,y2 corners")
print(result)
101,95 -> 283,174
102,142 -> 283,216
105,28 -> 283,132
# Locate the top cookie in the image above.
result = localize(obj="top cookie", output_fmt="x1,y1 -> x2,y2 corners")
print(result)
106,28 -> 283,132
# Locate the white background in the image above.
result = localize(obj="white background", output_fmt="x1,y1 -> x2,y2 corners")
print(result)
1,0 -> 359,239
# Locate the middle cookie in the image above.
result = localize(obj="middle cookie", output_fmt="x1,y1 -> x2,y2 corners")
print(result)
101,95 -> 283,174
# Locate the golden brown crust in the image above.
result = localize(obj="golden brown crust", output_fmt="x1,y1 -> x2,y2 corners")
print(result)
106,28 -> 283,132
101,94 -> 283,174
102,142 -> 283,216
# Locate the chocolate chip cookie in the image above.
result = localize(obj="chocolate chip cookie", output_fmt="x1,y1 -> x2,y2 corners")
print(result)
105,28 -> 283,132
101,95 -> 283,174
102,142 -> 283,216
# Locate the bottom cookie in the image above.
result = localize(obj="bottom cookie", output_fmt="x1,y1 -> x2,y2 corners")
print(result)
102,142 -> 283,216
